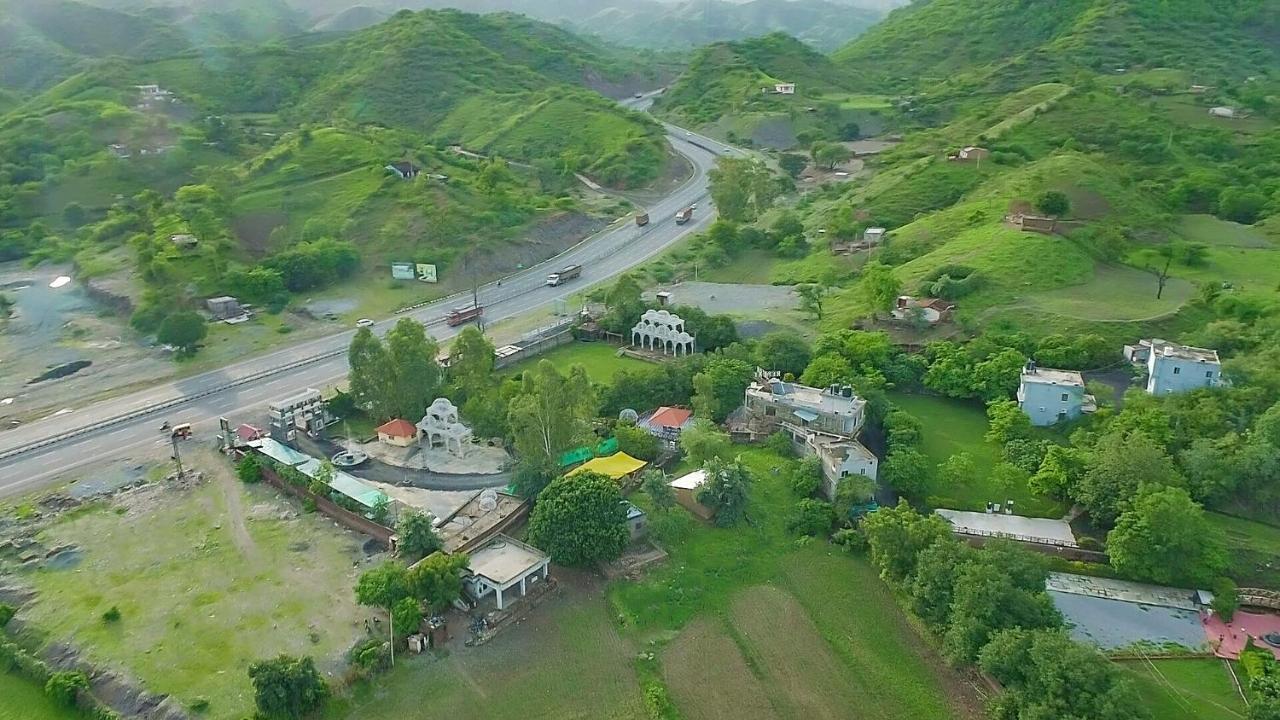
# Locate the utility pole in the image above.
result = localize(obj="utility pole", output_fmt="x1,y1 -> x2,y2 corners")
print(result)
388,607 -> 395,668
170,434 -> 184,479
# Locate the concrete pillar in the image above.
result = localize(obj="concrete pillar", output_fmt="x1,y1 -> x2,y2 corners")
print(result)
520,575 -> 527,597
495,585 -> 504,610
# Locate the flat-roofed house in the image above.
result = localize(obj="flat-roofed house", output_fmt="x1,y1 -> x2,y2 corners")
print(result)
462,534 -> 550,610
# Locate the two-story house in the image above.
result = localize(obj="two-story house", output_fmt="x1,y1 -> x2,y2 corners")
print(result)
1123,338 -> 1222,395
740,371 -> 877,501
1017,362 -> 1093,426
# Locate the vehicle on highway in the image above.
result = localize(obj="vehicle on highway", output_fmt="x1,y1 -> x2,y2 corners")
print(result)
675,207 -> 694,224
633,92 -> 643,98
356,318 -> 374,328
170,423 -> 192,439
159,421 -> 170,433
445,305 -> 484,326
546,264 -> 583,287
635,212 -> 649,227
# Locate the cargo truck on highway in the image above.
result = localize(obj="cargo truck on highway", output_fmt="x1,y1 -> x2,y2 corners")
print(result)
445,305 -> 483,326
546,264 -> 583,286
635,212 -> 649,227
675,207 -> 693,224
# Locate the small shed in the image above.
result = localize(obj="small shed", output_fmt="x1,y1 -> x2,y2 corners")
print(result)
170,233 -> 199,249
622,501 -> 647,540
1208,106 -> 1237,119
206,296 -> 243,320
670,469 -> 714,520
386,161 -> 421,180
376,418 -> 418,447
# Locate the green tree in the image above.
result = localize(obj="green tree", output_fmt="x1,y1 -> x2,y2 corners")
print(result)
885,409 -> 924,450
856,262 -> 902,318
1106,486 -> 1227,586
348,327 -> 394,420
1035,190 -> 1070,217
943,561 -> 1061,664
813,141 -> 852,169
834,474 -> 876,520
980,629 -> 1147,720
756,331 -> 811,377
882,447 -> 933,496
1077,431 -> 1183,525
247,655 -> 330,720
615,422 -> 659,461
908,540 -> 970,625
788,498 -> 835,536
641,469 -> 676,512
354,561 -> 410,611
45,671 -> 88,707
601,275 -> 646,334
971,349 -> 1026,401
691,357 -> 753,422
508,360 -> 595,468
528,472 -> 628,565
860,500 -> 952,582
797,283 -> 828,320
1211,577 -> 1240,622
237,454 -> 263,483
157,311 -> 208,355
708,157 -> 775,222
1218,186 -> 1268,224
697,457 -> 751,527
1029,444 -> 1083,499
405,552 -> 470,611
397,510 -> 442,562
778,152 -> 808,178
938,452 -> 976,487
391,597 -> 421,640
985,399 -> 1033,445
447,326 -> 495,400
679,419 -> 732,465
385,318 -> 442,421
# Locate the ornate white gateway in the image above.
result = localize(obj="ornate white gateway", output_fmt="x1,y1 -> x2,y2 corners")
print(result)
416,398 -> 473,457
631,309 -> 695,356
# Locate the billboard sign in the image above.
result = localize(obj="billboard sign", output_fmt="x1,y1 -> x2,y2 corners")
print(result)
416,263 -> 438,283
390,262 -> 415,280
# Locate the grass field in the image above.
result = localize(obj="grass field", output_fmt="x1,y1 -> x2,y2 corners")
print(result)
1120,658 -> 1247,720
613,448 -> 982,720
0,673 -> 78,720
1178,214 -> 1275,248
328,574 -> 645,720
17,453 -> 372,720
1025,263 -> 1193,321
888,392 -> 1068,517
1130,243 -> 1280,300
506,341 -> 651,384
1207,512 -> 1280,590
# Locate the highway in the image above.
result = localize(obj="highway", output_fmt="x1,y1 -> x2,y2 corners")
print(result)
0,119 -> 731,496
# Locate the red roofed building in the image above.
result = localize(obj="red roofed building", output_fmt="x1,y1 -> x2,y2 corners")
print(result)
639,406 -> 694,443
236,423 -> 264,443
376,418 -> 419,447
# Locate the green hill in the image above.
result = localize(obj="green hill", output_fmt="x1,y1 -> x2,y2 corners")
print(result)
832,0 -> 1280,92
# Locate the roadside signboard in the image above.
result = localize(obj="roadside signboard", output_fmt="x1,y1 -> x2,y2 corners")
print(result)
391,262 -> 415,280
416,263 -> 438,283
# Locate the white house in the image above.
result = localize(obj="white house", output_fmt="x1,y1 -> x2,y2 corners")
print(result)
774,82 -> 796,95
863,227 -> 887,245
1208,106 -> 1237,119
741,370 -> 877,501
1125,339 -> 1222,395
462,534 -> 550,610
1017,362 -> 1091,426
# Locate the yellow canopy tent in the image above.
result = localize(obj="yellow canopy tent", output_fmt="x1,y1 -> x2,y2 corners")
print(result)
565,451 -> 647,481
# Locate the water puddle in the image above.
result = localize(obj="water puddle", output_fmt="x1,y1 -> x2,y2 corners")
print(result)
45,547 -> 83,570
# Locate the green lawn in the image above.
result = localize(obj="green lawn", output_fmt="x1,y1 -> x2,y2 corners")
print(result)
18,458 -> 371,720
1119,658 -> 1247,720
1026,263 -> 1193,321
1178,214 -> 1275,248
1207,512 -> 1280,590
888,392 -> 1067,517
0,673 -> 78,720
1136,244 -> 1280,299
505,341 -> 651,384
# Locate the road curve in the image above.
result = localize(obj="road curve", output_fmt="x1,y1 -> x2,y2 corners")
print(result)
0,123 -> 733,496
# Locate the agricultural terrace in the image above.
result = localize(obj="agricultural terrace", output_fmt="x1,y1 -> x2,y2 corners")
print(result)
13,452 -> 373,720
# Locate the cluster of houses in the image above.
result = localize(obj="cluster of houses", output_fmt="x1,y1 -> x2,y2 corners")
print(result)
1018,338 -> 1222,427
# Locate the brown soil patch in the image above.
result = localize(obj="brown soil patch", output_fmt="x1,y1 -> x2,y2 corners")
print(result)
663,618 -> 780,720
730,586 -> 861,720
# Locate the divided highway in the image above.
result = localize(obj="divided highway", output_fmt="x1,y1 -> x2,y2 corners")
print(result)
0,123 -> 731,495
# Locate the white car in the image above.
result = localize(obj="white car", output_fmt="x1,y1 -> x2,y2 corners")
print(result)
356,318 -> 374,328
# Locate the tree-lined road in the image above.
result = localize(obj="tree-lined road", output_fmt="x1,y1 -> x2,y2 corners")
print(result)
0,122 -> 731,496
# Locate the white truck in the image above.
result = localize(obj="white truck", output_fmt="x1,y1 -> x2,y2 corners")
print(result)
546,264 -> 583,286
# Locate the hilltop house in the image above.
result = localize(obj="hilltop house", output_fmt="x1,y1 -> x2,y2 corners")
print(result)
863,227 -> 886,245
386,161 -> 421,180
949,146 -> 990,162
1017,361 -> 1094,426
774,82 -> 796,94
170,233 -> 199,249
1123,339 -> 1222,395
736,369 -> 877,501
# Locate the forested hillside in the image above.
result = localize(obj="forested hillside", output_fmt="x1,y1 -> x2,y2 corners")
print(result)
0,6 -> 673,349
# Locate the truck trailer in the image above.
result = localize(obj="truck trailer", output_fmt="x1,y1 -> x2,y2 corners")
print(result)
675,207 -> 693,224
445,305 -> 484,326
546,264 -> 583,286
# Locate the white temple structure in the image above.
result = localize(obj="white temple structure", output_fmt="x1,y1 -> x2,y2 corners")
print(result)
631,309 -> 695,356
416,398 -> 473,458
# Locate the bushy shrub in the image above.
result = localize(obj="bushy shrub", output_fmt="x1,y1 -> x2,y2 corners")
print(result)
102,606 -> 121,623
788,499 -> 836,537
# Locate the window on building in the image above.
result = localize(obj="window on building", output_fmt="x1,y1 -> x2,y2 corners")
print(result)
765,406 -> 775,416
1206,371 -> 1214,378
1173,367 -> 1181,375
859,468 -> 866,475
1060,393 -> 1069,402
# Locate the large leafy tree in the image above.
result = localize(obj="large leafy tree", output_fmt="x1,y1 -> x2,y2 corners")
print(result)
508,360 -> 595,467
679,419 -> 732,466
756,331 -> 811,377
247,655 -> 330,720
601,275 -> 646,334
856,261 -> 902,318
397,510 -> 442,562
697,457 -> 751,527
1106,486 -> 1227,586
860,500 -> 952,582
348,327 -> 394,420
157,310 -> 207,356
708,157 -> 775,222
385,318 -> 442,421
641,469 -> 676,512
691,357 -> 753,422
1076,430 -> 1183,525
528,472 -> 628,566
447,325 -> 495,401
980,629 -> 1147,720
943,561 -> 1061,664
881,447 -> 933,496
406,552 -> 470,611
